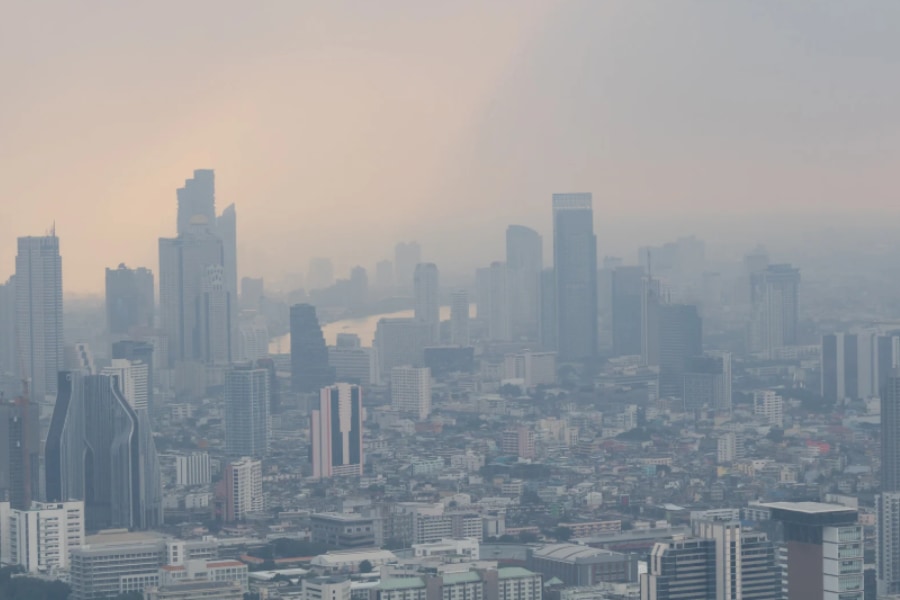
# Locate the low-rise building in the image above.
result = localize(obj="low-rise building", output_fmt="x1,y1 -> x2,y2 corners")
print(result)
311,513 -> 377,549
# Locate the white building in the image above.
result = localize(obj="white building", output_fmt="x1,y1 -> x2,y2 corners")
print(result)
329,336 -> 379,387
412,538 -> 479,559
0,500 -> 85,574
504,352 -> 557,387
158,558 -> 248,591
753,390 -> 784,427
391,366 -> 431,421
717,433 -> 737,464
224,458 -> 264,522
310,549 -> 397,573
303,576 -> 351,600
102,358 -> 150,411
176,452 -> 211,486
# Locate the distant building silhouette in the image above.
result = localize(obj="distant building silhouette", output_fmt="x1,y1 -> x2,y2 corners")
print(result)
552,193 -> 597,361
15,234 -> 64,402
414,263 -> 440,344
290,304 -> 335,393
539,268 -> 557,351
176,169 -> 216,236
307,257 -> 335,290
105,264 -> 154,335
506,225 -> 543,340
45,371 -> 162,531
658,304 -> 702,398
749,264 -> 800,354
311,383 -> 363,478
394,241 -> 421,292
449,290 -> 470,346
487,261 -> 510,341
225,366 -> 270,459
611,266 -> 644,357
391,366 -> 431,421
374,317 -> 429,379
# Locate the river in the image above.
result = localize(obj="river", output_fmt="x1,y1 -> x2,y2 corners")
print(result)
269,305 -> 458,353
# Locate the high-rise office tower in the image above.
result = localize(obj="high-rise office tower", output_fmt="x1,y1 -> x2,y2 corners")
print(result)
111,340 -> 155,415
0,397 -> 40,509
691,519 -> 780,600
414,263 -> 440,344
225,366 -> 270,459
394,241 -> 422,292
45,371 -> 163,531
539,269 -> 557,351
290,304 -> 335,393
374,318 -> 429,378
611,266 -> 645,357
658,304 -> 702,398
742,245 -> 769,304
0,278 -> 15,385
552,193 -> 597,361
105,264 -> 154,336
307,257 -> 335,290
882,374 -> 900,492
506,225 -> 543,340
765,502 -> 863,600
641,275 -> 661,366
176,169 -> 216,236
487,262 -> 511,341
329,334 -> 378,387
237,315 -> 269,362
216,203 -> 238,320
159,228 -> 231,365
15,234 -> 64,402
311,383 -> 363,478
450,290 -> 470,346
749,264 -> 800,354
683,353 -> 732,412
821,331 -> 899,404
878,492 -> 900,596
391,366 -> 431,421
224,457 -> 263,522
475,267 -> 491,320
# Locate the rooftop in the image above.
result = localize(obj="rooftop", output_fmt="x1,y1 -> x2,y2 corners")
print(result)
531,544 -> 619,562
498,567 -> 538,580
759,501 -> 855,515
377,577 -> 426,591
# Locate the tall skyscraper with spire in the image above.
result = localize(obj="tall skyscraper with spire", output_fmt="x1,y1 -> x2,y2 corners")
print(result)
552,193 -> 597,362
15,233 -> 64,402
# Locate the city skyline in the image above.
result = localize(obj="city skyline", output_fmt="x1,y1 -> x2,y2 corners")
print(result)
3,1 -> 900,293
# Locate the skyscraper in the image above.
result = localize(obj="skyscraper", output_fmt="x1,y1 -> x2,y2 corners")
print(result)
101,358 -> 150,411
821,331 -> 898,404
657,304 -> 702,398
877,492 -> 900,596
45,371 -> 163,531
159,229 -> 231,365
394,241 -> 422,292
414,263 -> 440,344
216,203 -> 238,319
450,290 -> 470,346
749,264 -> 800,354
0,396 -> 40,509
552,193 -> 597,362
692,519 -> 780,600
611,266 -> 644,357
882,373 -> 900,493
225,366 -> 270,459
105,264 -> 154,335
0,278 -> 15,387
487,262 -> 511,341
506,225 -> 543,340
15,234 -> 64,402
290,304 -> 335,393
641,537 -> 716,600
391,366 -> 431,421
539,268 -> 557,351
311,383 -> 363,478
641,274 -> 661,366
374,317 -> 430,378
176,169 -> 216,236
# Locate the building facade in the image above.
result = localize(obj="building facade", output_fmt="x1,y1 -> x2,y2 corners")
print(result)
311,384 -> 364,478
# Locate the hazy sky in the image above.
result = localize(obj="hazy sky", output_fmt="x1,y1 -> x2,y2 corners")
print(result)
2,1 -> 899,294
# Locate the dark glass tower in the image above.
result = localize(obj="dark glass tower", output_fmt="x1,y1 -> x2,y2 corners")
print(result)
105,264 -> 154,335
0,396 -> 40,509
290,304 -> 335,393
658,304 -> 702,398
552,193 -> 597,362
45,371 -> 162,531
611,266 -> 644,357
506,225 -> 543,340
883,374 -> 900,492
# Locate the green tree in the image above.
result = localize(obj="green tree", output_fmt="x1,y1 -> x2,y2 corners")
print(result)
553,526 -> 573,542
359,559 -> 374,573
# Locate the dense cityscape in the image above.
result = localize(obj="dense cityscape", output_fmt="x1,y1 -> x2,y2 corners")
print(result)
0,166 -> 898,600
